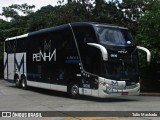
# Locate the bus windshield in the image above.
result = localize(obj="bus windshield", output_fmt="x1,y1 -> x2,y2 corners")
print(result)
95,26 -> 135,46
102,54 -> 139,81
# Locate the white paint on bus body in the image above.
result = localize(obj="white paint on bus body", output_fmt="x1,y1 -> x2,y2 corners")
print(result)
6,34 -> 28,41
27,81 -> 67,92
4,52 -> 27,80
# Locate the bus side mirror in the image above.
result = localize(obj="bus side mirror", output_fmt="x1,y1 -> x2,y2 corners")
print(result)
87,43 -> 108,61
137,46 -> 151,63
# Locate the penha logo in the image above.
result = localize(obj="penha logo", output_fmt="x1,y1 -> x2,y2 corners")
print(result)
32,40 -> 56,62
33,49 -> 56,62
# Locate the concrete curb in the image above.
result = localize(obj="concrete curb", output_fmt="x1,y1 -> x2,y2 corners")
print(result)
140,92 -> 160,96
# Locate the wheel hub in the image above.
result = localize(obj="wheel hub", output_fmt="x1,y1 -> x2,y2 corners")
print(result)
71,85 -> 78,95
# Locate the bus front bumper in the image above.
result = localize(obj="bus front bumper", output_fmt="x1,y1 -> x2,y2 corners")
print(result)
98,77 -> 140,98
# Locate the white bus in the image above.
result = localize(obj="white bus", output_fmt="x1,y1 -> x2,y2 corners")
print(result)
4,22 -> 151,98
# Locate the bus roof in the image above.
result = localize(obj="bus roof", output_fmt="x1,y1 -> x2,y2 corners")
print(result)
5,22 -> 127,41
70,22 -> 128,29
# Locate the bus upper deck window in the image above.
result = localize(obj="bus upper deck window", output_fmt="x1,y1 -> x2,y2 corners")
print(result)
113,30 -> 125,45
96,26 -> 134,46
101,29 -> 126,45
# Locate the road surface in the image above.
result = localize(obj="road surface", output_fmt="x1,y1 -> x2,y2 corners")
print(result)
0,79 -> 159,120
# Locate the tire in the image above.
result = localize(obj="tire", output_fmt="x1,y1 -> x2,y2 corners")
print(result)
68,82 -> 79,99
21,77 -> 27,90
14,75 -> 21,88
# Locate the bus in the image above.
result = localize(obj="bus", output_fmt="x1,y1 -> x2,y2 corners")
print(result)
4,22 -> 151,98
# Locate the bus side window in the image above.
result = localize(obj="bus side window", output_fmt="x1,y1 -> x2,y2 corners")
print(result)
5,40 -> 17,53
73,26 -> 101,75
5,41 -> 8,53
16,38 -> 28,53
84,33 -> 96,43
56,28 -> 76,50
52,31 -> 63,50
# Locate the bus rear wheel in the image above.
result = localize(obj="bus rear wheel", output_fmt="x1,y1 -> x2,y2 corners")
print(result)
68,82 -> 79,99
14,75 -> 21,88
21,77 -> 27,90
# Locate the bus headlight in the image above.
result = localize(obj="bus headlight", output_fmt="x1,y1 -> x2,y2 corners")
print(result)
102,82 -> 111,87
95,78 -> 111,87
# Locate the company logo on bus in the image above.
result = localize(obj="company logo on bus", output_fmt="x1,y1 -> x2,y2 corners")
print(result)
33,49 -> 56,62
32,40 -> 56,62
118,49 -> 127,54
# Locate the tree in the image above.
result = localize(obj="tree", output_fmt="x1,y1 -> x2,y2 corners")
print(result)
1,3 -> 35,20
136,0 -> 160,63
26,5 -> 59,31
1,7 -> 18,20
95,0 -> 105,6
91,0 -> 123,24
68,0 -> 72,3
117,0 -> 148,34
0,3 -> 36,42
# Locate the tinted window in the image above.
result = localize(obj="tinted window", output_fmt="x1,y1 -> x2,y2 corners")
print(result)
73,26 -> 101,75
96,27 -> 135,46
5,40 -> 17,53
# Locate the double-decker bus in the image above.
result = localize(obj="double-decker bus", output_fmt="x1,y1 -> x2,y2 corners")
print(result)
4,22 -> 151,98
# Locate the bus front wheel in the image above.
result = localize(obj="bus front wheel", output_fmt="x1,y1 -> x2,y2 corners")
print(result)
68,82 -> 79,99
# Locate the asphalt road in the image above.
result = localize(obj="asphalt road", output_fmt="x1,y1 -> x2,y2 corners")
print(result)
0,79 -> 159,120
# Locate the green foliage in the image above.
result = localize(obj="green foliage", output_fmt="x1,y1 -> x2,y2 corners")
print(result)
53,2 -> 89,23
92,0 -> 123,24
11,3 -> 35,15
26,2 -> 90,32
1,3 -> 35,20
1,7 -> 18,19
0,3 -> 35,42
136,0 -> 160,63
26,5 -> 61,31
